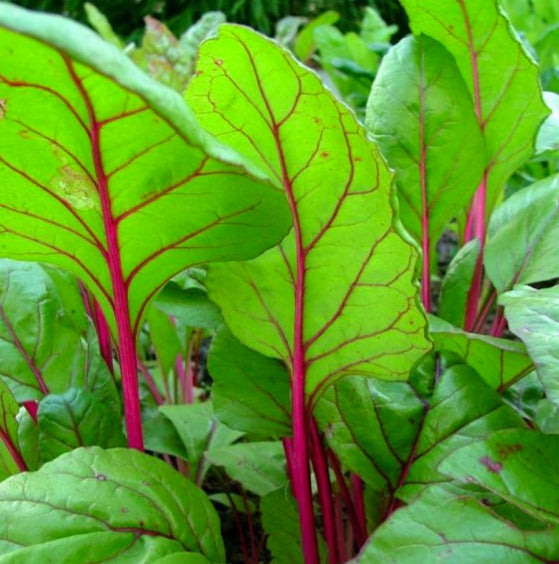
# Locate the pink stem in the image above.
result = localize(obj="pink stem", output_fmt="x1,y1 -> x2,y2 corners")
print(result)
137,359 -> 165,405
350,474 -> 367,547
93,298 -> 114,374
310,420 -> 339,564
0,428 -> 27,472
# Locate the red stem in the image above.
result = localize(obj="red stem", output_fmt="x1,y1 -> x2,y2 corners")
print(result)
350,473 -> 367,547
310,420 -> 340,564
0,429 -> 27,472
93,298 -> 114,374
137,359 -> 165,405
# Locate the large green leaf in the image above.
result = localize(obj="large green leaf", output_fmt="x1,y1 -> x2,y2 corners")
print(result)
0,260 -> 117,405
366,34 -> 484,256
485,174 -> 559,293
500,285 -> 559,407
429,315 -> 533,391
209,326 -> 291,438
440,428 -> 559,524
0,447 -> 225,562
187,24 -> 430,402
355,485 -> 559,563
0,4 -> 290,338
400,0 -> 549,216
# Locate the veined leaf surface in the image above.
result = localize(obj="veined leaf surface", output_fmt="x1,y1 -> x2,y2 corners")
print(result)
0,447 -> 225,562
187,25 -> 430,402
0,4 -> 290,337
400,0 -> 549,216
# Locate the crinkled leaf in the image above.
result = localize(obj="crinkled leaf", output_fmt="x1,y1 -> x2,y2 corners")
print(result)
500,285 -> 559,408
187,25 -> 430,402
400,0 -> 550,216
209,326 -> 291,438
399,365 -> 524,501
485,174 -> 559,293
438,239 -> 480,327
440,428 -> 559,524
0,447 -> 225,562
0,260 -> 117,406
0,378 -> 24,479
205,442 -> 287,496
366,35 -> 484,255
315,376 -> 423,499
0,5 -> 290,339
37,387 -> 126,463
159,401 -> 243,484
429,315 -> 533,391
355,485 -> 559,563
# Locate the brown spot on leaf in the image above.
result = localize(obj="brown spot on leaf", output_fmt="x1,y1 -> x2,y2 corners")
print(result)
320,152 -> 330,158
215,59 -> 223,66
480,456 -> 502,473
96,473 -> 107,481
497,443 -> 523,460
0,99 -> 6,119
121,507 -> 129,513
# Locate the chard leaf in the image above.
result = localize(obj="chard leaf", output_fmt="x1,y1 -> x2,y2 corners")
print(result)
0,4 -> 290,339
366,34 -> 484,258
355,485 -> 559,563
0,447 -> 225,562
159,401 -> 243,485
187,25 -> 430,402
440,428 -> 559,524
399,365 -> 524,501
485,174 -> 559,293
500,285 -> 559,407
0,260 -> 117,406
37,387 -> 126,463
209,326 -> 291,438
0,378 -> 25,479
205,442 -> 288,496
400,0 -> 550,216
429,315 -> 533,391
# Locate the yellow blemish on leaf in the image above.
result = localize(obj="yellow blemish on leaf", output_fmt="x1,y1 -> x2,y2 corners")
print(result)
50,165 -> 99,211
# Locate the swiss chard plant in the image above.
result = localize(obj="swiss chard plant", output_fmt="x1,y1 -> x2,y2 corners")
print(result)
0,0 -> 557,563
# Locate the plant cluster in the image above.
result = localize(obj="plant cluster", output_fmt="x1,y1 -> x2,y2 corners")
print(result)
0,0 -> 557,562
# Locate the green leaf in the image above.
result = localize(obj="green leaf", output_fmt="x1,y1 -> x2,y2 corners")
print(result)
485,174 -> 559,293
153,554 -> 211,564
536,92 -> 559,155
16,406 -> 40,471
366,35 -> 485,255
187,25 -> 430,403
400,0 -> 550,216
500,285 -> 559,408
293,10 -> 339,62
440,428 -> 559,524
360,6 -> 398,44
438,239 -> 480,327
209,326 -> 291,438
154,283 -> 223,331
398,365 -> 524,501
37,387 -> 126,463
142,410 -> 187,459
261,487 -> 328,564
0,378 -> 24,479
355,485 -> 559,563
0,5 -> 291,339
0,447 -> 225,562
84,3 -> 123,49
429,315 -> 533,391
160,401 -> 243,484
146,305 -> 181,377
0,260 -> 117,406
205,442 -> 287,496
